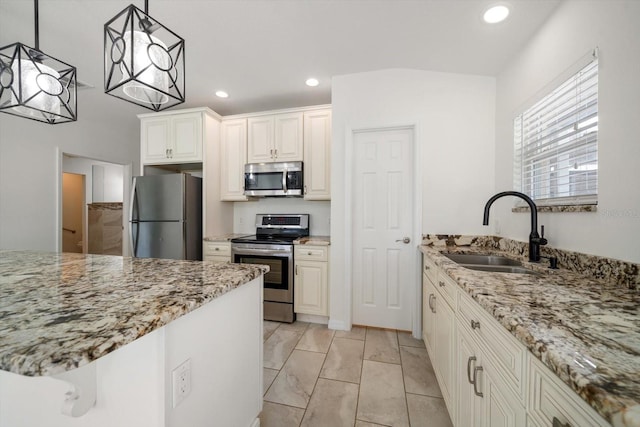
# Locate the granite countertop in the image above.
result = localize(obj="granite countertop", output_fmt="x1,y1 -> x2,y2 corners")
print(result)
420,245 -> 639,427
294,236 -> 331,246
203,234 -> 250,242
0,250 -> 268,377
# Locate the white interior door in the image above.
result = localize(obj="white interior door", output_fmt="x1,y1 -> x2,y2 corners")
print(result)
352,127 -> 414,330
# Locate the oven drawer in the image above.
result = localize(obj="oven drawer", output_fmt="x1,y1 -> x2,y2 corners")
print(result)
294,245 -> 328,261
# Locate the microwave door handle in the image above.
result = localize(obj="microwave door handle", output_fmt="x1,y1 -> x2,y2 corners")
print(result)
282,170 -> 288,193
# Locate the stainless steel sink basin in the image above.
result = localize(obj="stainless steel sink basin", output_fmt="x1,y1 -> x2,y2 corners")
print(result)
442,253 -> 540,276
443,253 -> 523,266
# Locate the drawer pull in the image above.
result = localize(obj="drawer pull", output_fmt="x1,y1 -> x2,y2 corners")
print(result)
467,356 -> 476,384
471,320 -> 480,330
215,247 -> 220,251
308,251 -> 313,255
552,417 -> 571,427
438,280 -> 446,287
473,366 -> 484,397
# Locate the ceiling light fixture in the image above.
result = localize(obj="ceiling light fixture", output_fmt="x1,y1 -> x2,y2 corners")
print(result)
215,90 -> 229,98
104,0 -> 185,111
305,78 -> 319,87
483,5 -> 510,24
0,0 -> 77,124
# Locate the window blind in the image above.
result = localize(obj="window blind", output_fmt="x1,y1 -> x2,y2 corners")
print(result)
514,58 -> 598,205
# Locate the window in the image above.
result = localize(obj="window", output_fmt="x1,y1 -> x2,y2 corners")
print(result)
514,54 -> 598,206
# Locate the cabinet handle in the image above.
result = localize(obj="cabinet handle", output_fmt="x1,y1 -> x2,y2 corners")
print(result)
169,148 -> 173,158
471,320 -> 480,330
425,265 -> 430,270
438,280 -> 446,287
165,148 -> 169,157
473,366 -> 484,397
467,356 -> 477,384
552,417 -> 571,427
214,247 -> 219,251
295,265 -> 298,275
428,294 -> 436,313
304,185 -> 307,195
307,251 -> 313,255
274,148 -> 278,159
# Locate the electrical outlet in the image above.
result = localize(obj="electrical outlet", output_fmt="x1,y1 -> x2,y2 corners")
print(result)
172,359 -> 191,408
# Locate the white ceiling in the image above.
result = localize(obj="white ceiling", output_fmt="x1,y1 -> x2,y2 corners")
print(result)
0,0 -> 561,117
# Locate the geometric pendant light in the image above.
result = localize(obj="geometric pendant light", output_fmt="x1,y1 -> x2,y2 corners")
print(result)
0,0 -> 78,124
104,0 -> 185,111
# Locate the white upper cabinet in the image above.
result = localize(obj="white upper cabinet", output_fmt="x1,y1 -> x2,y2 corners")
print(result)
247,112 -> 303,163
303,109 -> 331,200
140,111 -> 203,165
220,119 -> 248,201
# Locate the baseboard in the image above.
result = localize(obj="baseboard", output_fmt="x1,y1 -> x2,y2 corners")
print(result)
250,417 -> 260,427
296,313 -> 329,325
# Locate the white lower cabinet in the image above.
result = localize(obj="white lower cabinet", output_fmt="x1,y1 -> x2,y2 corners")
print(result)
203,241 -> 231,263
422,253 -> 609,427
294,245 -> 329,316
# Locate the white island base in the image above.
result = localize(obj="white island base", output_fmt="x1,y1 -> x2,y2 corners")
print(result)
0,277 -> 263,427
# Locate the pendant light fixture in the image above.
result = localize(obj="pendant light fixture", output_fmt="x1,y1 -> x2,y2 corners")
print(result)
104,0 -> 185,111
0,0 -> 78,124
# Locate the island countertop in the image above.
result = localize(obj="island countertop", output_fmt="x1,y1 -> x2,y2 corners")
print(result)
420,245 -> 640,427
0,250 -> 268,377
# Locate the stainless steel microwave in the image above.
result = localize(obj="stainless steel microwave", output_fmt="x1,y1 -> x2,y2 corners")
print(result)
244,161 -> 303,197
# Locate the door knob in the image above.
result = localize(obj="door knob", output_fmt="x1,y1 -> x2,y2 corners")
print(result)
396,237 -> 411,244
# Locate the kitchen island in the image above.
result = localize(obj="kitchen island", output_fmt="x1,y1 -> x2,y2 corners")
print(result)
0,250 -> 267,427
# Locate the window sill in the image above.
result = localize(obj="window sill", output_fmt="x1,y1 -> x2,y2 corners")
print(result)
512,204 -> 597,213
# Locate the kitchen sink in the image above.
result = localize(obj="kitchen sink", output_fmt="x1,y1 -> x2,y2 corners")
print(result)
443,253 -> 523,266
442,253 -> 540,276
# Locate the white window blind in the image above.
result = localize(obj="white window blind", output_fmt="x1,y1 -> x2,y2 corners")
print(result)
514,56 -> 598,206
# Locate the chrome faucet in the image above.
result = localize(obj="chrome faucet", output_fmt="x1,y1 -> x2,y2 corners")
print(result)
482,191 -> 548,262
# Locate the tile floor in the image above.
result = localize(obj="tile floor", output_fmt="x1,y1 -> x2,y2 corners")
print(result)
260,321 -> 454,427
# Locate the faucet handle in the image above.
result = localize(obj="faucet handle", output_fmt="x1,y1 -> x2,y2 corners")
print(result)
539,225 -> 548,245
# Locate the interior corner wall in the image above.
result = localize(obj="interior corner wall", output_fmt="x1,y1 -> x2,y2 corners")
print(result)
0,91 -> 140,252
330,68 -> 496,328
494,0 -> 640,264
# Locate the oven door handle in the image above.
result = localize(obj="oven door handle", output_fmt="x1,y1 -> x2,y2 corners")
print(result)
233,247 -> 292,256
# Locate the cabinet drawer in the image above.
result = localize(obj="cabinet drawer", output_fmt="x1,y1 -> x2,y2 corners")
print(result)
204,255 -> 230,263
423,255 -> 438,284
294,245 -> 328,261
435,271 -> 457,310
528,357 -> 610,427
458,291 -> 526,400
203,242 -> 231,256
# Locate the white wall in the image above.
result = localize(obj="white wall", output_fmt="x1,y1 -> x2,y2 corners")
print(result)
494,0 -> 640,264
233,199 -> 331,236
0,90 -> 140,252
330,68 -> 496,329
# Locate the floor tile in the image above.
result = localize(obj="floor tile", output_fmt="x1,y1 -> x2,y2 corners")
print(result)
263,368 -> 279,395
406,393 -> 453,427
398,331 -> 426,348
320,337 -> 364,384
364,328 -> 400,364
264,350 -> 326,408
356,360 -> 409,426
400,346 -> 442,397
264,328 -> 305,370
278,321 -> 310,333
263,321 -> 281,341
335,325 -> 367,340
355,421 -> 387,427
296,323 -> 335,353
300,378 -> 359,427
260,401 -> 305,427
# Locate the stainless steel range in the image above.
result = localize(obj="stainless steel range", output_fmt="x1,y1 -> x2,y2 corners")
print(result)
231,214 -> 309,323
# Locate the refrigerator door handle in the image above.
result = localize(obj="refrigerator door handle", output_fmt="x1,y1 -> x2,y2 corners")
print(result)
129,177 -> 138,256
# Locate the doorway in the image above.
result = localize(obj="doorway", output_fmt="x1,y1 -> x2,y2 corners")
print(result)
62,173 -> 85,253
351,127 -> 415,330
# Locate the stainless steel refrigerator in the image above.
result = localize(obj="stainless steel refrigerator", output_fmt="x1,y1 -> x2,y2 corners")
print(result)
129,174 -> 202,260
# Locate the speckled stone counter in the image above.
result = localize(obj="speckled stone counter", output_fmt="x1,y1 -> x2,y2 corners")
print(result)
0,250 -> 268,377
203,233 -> 250,242
419,245 -> 640,427
293,236 -> 331,245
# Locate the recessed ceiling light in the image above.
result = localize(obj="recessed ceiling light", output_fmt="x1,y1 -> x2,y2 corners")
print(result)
215,90 -> 229,98
305,78 -> 319,87
483,5 -> 510,23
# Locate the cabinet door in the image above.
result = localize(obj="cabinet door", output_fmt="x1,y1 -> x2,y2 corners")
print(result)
247,116 -> 274,163
482,360 -> 527,427
457,325 -> 484,427
294,260 -> 328,316
171,113 -> 203,162
141,117 -> 170,163
303,110 -> 331,200
434,295 -> 456,413
274,112 -> 303,162
422,274 -> 436,355
221,119 -> 248,201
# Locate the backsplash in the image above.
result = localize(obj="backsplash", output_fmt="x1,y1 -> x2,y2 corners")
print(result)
421,234 -> 639,290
